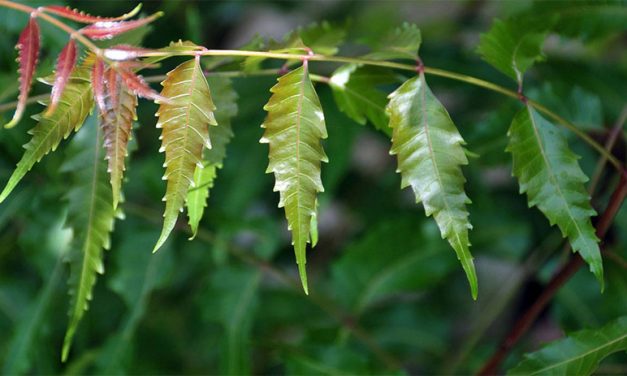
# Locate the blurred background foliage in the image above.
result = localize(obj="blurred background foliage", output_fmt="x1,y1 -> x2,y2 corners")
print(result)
0,0 -> 626,374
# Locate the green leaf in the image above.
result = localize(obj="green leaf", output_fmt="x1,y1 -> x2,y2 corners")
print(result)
331,217 -> 455,312
297,21 -> 346,56
477,17 -> 554,83
186,163 -> 217,238
507,106 -> 603,285
61,115 -> 117,361
365,22 -> 421,61
509,316 -> 627,375
386,73 -> 477,299
100,71 -> 138,209
154,57 -> 217,252
0,67 -> 93,203
202,266 -> 261,375
186,76 -> 238,237
329,64 -> 401,135
260,64 -> 328,294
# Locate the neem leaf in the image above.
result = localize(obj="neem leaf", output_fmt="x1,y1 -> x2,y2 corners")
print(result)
42,4 -> 142,24
0,67 -> 93,203
329,64 -> 401,135
80,12 -> 163,41
261,64 -> 328,294
46,39 -> 78,116
186,76 -> 238,237
365,22 -> 421,61
477,17 -> 555,83
507,106 -> 603,285
509,316 -> 627,375
99,70 -> 138,209
61,115 -> 116,361
387,73 -> 477,299
154,57 -> 216,252
4,16 -> 40,129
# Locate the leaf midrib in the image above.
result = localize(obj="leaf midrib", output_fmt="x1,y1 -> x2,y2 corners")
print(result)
419,74 -> 461,244
525,105 -> 587,246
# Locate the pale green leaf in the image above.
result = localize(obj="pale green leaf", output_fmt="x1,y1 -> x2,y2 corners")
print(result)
507,106 -> 603,285
365,22 -> 421,61
186,163 -> 217,238
477,17 -> 554,83
0,67 -> 93,203
185,76 -> 238,237
61,115 -> 117,361
154,57 -> 217,252
100,71 -> 138,209
329,64 -> 401,135
509,316 -> 627,375
260,64 -> 328,294
387,73 -> 477,299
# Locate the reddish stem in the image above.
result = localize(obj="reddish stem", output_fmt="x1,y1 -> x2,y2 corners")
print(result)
478,172 -> 627,375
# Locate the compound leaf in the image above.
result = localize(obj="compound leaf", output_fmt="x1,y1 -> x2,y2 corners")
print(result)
387,73 -> 477,299
186,76 -> 238,237
0,67 -> 93,203
261,64 -> 328,294
509,316 -> 627,375
507,106 -> 603,285
154,57 -> 216,251
61,115 -> 117,361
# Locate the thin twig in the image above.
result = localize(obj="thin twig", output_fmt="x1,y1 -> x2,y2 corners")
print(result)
0,0 -> 622,171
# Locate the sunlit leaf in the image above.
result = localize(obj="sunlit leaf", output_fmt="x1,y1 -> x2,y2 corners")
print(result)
507,106 -> 603,285
154,57 -> 216,251
4,16 -> 40,129
61,115 -> 117,361
260,64 -> 328,294
387,73 -> 477,299
0,67 -> 93,203
509,316 -> 627,375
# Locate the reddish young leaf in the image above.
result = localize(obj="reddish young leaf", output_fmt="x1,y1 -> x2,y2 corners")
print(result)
4,16 -> 40,129
100,70 -> 137,208
103,45 -> 155,61
42,4 -> 141,24
92,58 -> 106,114
107,68 -> 119,107
46,39 -> 78,117
117,68 -> 168,103
80,12 -> 163,41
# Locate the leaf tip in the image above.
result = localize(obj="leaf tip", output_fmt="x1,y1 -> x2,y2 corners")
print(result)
298,262 -> 309,295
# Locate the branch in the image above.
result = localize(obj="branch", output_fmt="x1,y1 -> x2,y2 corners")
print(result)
477,172 -> 627,375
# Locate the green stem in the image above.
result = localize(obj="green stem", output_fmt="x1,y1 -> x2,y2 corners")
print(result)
0,0 -> 622,171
